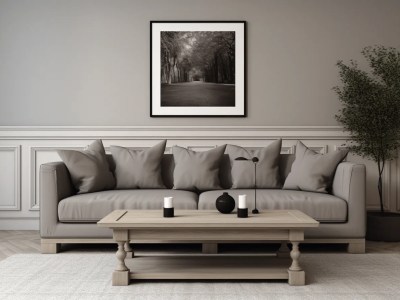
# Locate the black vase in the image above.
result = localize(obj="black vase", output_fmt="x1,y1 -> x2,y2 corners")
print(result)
216,192 -> 235,214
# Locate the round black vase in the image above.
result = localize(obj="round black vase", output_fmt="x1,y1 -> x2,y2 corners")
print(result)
366,211 -> 400,242
216,192 -> 235,214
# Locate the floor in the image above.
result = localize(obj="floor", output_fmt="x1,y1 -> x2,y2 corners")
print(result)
1,230 -> 399,261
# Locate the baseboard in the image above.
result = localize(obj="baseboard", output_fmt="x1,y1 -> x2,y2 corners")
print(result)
0,218 -> 39,230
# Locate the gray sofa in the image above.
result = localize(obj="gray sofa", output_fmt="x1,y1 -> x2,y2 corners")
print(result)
40,153 -> 366,254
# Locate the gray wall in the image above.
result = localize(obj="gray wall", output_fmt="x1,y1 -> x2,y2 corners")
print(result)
0,0 -> 399,126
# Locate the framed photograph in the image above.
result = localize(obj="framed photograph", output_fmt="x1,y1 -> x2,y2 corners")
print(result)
150,21 -> 246,117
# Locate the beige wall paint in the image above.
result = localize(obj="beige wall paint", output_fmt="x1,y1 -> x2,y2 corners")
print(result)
0,0 -> 399,126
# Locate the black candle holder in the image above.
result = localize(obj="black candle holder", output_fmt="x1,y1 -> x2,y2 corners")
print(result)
163,207 -> 174,218
237,208 -> 248,218
235,156 -> 260,214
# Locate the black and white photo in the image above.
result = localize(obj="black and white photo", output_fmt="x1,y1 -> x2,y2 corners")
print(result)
151,21 -> 246,117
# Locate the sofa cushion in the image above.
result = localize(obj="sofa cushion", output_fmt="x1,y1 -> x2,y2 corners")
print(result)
58,190 -> 198,222
110,140 -> 166,189
107,152 -> 296,191
57,140 -> 115,194
283,141 -> 348,193
172,145 -> 227,191
198,189 -> 347,223
226,139 -> 282,189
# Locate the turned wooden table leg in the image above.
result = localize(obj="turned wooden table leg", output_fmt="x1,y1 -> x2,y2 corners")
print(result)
288,241 -> 305,286
277,241 -> 290,258
112,241 -> 130,286
124,241 -> 134,259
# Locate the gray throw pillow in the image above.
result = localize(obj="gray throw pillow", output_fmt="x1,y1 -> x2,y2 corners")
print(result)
172,145 -> 227,191
226,139 -> 282,189
57,140 -> 115,194
283,141 -> 349,193
110,140 -> 167,189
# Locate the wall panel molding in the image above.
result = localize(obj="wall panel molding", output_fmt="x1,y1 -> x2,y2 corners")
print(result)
0,146 -> 21,211
307,145 -> 328,154
29,147 -> 42,211
281,146 -> 295,154
29,146 -> 81,211
0,125 -> 348,140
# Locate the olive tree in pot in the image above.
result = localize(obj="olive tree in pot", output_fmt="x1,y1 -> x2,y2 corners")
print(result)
334,45 -> 400,242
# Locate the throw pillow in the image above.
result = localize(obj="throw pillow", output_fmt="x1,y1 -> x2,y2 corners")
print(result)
283,141 -> 349,193
172,145 -> 227,191
57,140 -> 115,194
226,139 -> 282,189
110,140 -> 167,189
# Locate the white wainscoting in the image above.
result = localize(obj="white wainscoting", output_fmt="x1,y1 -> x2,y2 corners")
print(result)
0,146 -> 20,211
0,126 -> 398,230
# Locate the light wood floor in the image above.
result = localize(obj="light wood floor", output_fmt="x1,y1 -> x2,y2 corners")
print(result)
1,230 -> 399,261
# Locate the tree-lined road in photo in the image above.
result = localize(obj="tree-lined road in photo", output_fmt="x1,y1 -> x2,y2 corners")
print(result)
160,31 -> 236,107
161,81 -> 235,106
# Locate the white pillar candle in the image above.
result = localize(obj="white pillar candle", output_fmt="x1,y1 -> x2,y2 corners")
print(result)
164,197 -> 173,208
238,195 -> 247,209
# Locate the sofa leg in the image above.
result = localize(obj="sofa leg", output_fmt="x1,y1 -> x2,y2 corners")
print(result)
347,240 -> 365,254
41,241 -> 60,254
202,243 -> 218,254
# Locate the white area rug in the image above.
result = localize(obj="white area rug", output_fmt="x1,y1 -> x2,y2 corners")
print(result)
0,253 -> 399,300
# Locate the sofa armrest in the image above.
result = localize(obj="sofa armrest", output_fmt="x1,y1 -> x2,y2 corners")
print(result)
40,162 -> 75,237
332,162 -> 366,231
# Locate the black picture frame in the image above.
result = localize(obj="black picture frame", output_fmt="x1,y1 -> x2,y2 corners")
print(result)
150,21 -> 247,117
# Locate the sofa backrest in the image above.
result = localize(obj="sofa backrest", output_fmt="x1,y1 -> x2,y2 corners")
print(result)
106,152 -> 295,189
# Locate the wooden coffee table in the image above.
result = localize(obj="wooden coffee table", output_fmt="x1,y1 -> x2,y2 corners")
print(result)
98,210 -> 319,286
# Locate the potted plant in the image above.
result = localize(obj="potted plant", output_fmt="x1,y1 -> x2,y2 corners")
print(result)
334,45 -> 400,242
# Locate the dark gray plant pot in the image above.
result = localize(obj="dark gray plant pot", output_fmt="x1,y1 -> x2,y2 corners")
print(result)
366,211 -> 400,242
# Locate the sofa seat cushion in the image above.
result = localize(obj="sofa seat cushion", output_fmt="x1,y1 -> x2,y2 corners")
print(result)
198,189 -> 347,223
58,189 -> 198,223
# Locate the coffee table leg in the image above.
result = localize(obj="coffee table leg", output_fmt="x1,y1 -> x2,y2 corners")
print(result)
125,241 -> 134,259
277,241 -> 290,258
112,241 -> 130,286
288,241 -> 305,286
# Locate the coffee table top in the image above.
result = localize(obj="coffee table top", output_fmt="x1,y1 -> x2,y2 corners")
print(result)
97,210 -> 319,229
